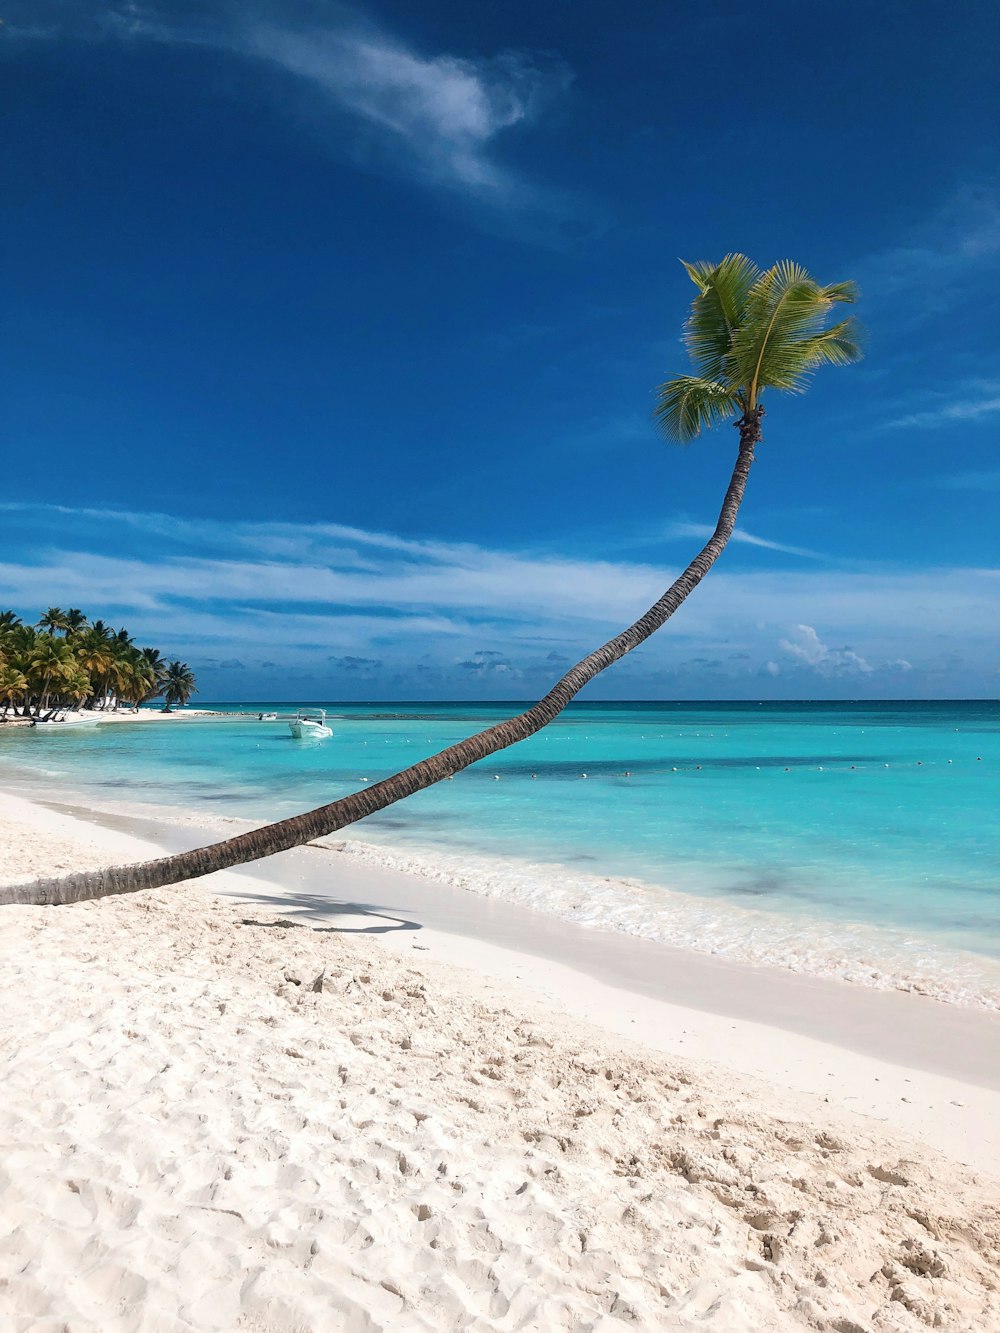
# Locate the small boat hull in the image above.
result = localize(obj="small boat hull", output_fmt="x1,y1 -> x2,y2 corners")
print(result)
289,719 -> 332,740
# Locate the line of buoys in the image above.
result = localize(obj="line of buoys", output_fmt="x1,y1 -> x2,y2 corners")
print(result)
350,756 -> 990,786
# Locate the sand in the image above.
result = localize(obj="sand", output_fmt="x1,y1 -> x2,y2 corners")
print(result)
0,707 -> 218,728
1,793 -> 999,1331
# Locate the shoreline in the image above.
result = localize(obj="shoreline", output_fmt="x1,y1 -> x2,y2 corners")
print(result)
3,790 -> 1000,1329
0,706 -> 223,728
4,758 -> 998,1013
6,787 -> 1000,1176
3,700 -> 998,1016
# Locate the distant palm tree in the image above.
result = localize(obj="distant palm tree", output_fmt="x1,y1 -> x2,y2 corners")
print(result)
161,661 -> 197,712
64,609 -> 88,636
140,646 -> 170,703
1,255 -> 862,906
74,629 -> 115,710
0,611 -> 22,630
59,667 -> 92,713
37,607 -> 70,636
28,637 -> 74,716
0,664 -> 28,718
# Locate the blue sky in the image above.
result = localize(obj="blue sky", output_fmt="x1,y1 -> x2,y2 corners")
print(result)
2,0 -> 998,700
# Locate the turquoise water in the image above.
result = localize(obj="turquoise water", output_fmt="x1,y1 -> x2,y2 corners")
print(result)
3,700 -> 998,1004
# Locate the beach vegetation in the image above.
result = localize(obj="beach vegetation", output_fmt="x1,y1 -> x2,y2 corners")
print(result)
0,610 -> 191,721
0,256 -> 862,905
161,662 -> 198,713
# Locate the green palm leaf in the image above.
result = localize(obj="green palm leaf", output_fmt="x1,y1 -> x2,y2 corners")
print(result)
796,317 -> 864,370
654,376 -> 741,443
727,262 -> 862,401
681,253 -> 760,383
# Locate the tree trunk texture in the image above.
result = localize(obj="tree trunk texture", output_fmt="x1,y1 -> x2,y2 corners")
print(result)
2,412 -> 762,907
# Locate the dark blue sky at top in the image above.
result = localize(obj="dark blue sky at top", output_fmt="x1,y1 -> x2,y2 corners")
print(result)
1,0 -> 998,699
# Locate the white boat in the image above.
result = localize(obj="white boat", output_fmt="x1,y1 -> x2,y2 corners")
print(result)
288,709 -> 332,740
257,712 -> 277,721
31,712 -> 101,728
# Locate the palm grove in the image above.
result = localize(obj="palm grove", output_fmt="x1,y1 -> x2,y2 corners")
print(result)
0,609 -> 197,720
1,256 -> 861,906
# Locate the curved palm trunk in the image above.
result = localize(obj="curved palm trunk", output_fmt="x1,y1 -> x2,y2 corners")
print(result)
2,411 -> 763,908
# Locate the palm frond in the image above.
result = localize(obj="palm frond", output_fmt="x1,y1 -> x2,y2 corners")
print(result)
681,253 -> 759,382
681,259 -> 715,292
819,280 -> 859,304
730,261 -> 862,400
654,376 -> 741,444
797,317 -> 864,370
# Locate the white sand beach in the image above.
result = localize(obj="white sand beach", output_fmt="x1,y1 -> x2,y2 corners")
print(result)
2,790 -> 999,1332
0,707 -> 219,729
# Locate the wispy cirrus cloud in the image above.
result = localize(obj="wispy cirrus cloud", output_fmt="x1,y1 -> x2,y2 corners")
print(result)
886,381 -> 1000,430
12,1 -> 574,221
662,521 -> 824,560
858,183 -> 1000,313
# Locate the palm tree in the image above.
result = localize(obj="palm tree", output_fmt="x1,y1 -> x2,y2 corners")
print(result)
37,607 -> 70,636
0,664 -> 28,719
0,611 -> 22,630
0,255 -> 862,907
141,645 -> 168,677
74,629 -> 115,710
59,666 -> 93,713
139,647 -> 170,706
113,649 -> 157,712
161,661 -> 197,712
0,625 -> 37,715
64,609 -> 88,636
28,637 -> 74,717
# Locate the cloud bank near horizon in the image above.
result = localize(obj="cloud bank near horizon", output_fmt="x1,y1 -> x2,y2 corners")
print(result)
1,503 -> 996,699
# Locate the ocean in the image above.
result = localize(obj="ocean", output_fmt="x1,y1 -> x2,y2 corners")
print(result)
2,699 -> 998,1008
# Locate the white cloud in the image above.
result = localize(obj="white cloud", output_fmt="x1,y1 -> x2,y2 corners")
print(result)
245,24 -> 566,200
887,383 -> 1000,430
663,521 -> 824,560
778,625 -> 872,676
859,184 -> 1000,310
3,504 -> 999,696
24,2 -> 572,214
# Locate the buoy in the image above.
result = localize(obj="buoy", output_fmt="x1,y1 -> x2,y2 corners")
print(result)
530,773 -> 537,780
